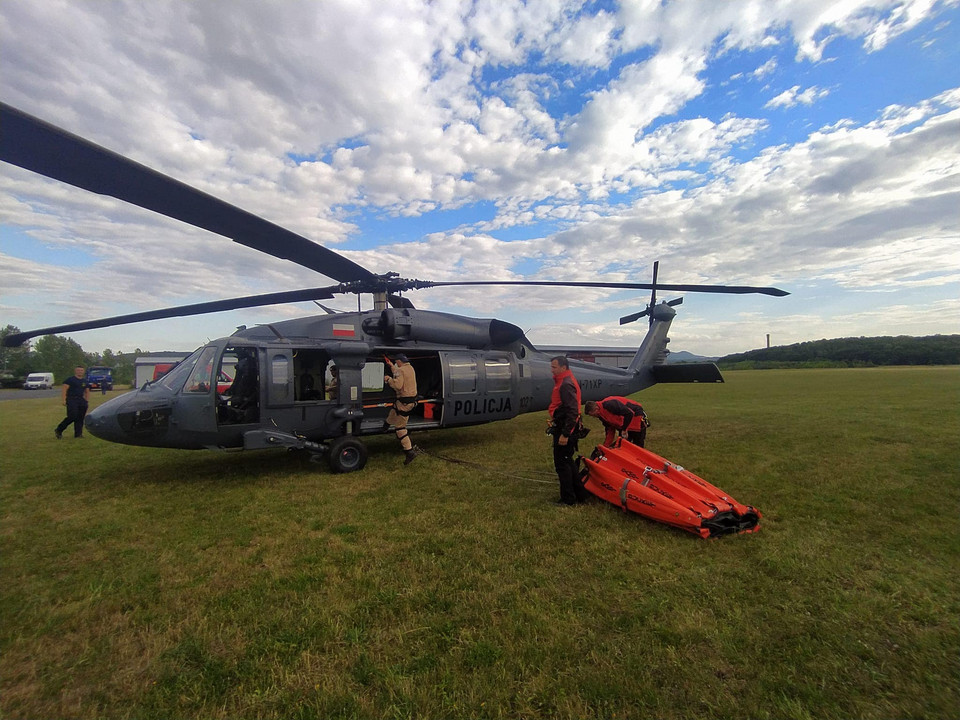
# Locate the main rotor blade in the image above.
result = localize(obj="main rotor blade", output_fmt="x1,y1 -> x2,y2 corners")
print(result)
0,103 -> 375,283
421,280 -> 789,296
1,286 -> 341,347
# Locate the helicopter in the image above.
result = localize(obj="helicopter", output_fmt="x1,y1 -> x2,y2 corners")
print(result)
1,102 -> 788,472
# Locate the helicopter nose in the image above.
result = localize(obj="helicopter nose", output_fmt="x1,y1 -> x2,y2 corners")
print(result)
85,389 -> 174,446
85,392 -> 133,443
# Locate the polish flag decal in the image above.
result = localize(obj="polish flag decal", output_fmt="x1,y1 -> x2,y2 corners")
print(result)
332,323 -> 356,338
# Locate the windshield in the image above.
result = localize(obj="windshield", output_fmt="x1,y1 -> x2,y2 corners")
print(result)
157,348 -> 204,392
183,346 -> 219,393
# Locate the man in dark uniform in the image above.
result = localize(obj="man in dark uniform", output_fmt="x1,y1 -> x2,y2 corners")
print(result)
547,355 -> 588,505
55,366 -> 90,439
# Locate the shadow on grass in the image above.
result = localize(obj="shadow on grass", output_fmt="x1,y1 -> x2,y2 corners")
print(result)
74,426 -> 502,491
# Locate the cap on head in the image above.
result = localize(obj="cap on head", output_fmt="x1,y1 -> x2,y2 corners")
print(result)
394,353 -> 409,362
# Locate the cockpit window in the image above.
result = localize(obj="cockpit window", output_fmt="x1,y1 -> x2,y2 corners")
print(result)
157,348 -> 204,392
184,346 -> 219,393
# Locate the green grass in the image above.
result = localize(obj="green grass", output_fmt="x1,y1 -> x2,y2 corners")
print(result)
1,367 -> 958,719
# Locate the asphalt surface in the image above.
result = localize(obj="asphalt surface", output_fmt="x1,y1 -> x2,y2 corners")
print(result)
0,388 -> 119,401
0,388 -> 61,401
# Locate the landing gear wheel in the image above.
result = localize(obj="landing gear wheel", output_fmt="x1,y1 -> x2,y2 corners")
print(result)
328,436 -> 368,473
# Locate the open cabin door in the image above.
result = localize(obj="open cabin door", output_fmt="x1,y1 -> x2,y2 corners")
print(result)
357,352 -> 442,433
355,350 -> 519,432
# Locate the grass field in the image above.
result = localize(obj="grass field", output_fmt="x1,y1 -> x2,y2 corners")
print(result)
1,367 -> 958,719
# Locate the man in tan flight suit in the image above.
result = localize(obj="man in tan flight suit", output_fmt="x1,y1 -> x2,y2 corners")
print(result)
385,353 -> 419,464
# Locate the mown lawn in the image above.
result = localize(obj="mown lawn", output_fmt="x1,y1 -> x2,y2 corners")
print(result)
1,367 -> 958,719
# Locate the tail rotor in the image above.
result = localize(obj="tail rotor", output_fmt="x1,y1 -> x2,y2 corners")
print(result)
619,261 -> 683,326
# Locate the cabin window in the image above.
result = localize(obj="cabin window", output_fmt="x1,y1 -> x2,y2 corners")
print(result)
484,357 -> 512,393
184,346 -> 218,393
448,355 -> 478,394
271,354 -> 290,401
294,349 -> 332,401
362,362 -> 385,392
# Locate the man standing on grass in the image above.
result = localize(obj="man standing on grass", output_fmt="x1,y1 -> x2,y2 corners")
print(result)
55,366 -> 90,439
548,355 -> 588,505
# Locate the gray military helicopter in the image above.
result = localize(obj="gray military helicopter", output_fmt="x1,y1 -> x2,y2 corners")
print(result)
1,103 -> 788,472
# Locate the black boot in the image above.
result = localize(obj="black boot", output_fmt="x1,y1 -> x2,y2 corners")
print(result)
404,448 -> 419,465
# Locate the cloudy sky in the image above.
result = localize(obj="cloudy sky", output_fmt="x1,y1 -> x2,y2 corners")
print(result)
2,0 -> 958,356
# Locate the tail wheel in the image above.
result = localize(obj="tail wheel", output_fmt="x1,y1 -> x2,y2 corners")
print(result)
328,436 -> 368,473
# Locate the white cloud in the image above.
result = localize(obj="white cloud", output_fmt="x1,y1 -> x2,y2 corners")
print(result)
752,57 -> 778,79
2,0 -> 958,354
765,84 -> 830,108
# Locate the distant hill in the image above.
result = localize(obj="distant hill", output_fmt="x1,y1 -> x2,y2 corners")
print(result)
666,350 -> 718,364
718,335 -> 960,368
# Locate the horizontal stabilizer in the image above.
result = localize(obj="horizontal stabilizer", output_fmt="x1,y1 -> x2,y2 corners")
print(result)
651,362 -> 723,383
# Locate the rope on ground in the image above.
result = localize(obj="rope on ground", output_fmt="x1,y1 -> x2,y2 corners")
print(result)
415,445 -> 557,486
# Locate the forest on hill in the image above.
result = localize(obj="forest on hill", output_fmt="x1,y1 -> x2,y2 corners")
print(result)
718,334 -> 960,369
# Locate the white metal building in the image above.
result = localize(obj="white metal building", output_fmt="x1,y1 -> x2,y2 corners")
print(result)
133,352 -> 190,388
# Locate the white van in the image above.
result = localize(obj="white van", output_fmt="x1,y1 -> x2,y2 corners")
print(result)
24,372 -> 55,390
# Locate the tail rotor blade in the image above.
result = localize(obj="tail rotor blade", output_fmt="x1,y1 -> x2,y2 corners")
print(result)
619,309 -> 650,325
649,261 -> 659,319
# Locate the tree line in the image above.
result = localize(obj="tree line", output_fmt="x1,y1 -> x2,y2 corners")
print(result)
718,334 -> 960,369
3,324 -> 957,388
0,325 -> 143,388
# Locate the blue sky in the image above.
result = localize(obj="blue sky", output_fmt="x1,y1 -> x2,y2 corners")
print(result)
2,0 -> 958,355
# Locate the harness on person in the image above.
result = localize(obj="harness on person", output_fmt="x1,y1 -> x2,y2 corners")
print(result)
546,417 -> 590,439
393,396 -> 418,416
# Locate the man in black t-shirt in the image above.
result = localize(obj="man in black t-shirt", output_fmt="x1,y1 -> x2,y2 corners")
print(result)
55,366 -> 90,439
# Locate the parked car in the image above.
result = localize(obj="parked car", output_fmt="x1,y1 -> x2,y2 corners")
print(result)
23,372 -> 55,389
